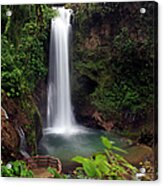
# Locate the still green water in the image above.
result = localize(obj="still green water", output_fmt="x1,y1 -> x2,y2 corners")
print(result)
38,128 -> 127,166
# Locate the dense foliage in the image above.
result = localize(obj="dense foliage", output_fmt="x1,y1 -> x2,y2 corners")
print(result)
1,160 -> 33,177
1,4 -> 58,163
72,137 -> 137,180
1,5 -> 57,97
70,2 -> 157,123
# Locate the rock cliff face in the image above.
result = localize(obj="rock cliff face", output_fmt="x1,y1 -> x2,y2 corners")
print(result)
69,2 -> 156,136
33,79 -> 47,129
1,107 -> 19,162
1,93 -> 43,161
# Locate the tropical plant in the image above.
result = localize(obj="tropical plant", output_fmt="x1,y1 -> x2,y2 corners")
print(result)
71,2 -> 156,124
72,137 -> 138,180
1,160 -> 33,177
1,5 -> 58,97
47,167 -> 68,179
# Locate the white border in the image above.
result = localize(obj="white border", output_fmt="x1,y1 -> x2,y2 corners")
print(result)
0,0 -> 162,186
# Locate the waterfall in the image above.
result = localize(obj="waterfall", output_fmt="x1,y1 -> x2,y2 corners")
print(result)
45,7 -> 83,135
1,107 -> 9,119
16,127 -> 30,158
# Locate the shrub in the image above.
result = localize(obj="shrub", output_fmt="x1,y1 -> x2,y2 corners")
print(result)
72,136 -> 138,180
1,160 -> 33,177
1,5 -> 58,97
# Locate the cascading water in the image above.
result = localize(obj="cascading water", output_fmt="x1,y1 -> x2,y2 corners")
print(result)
45,7 -> 83,135
16,127 -> 30,158
38,7 -> 128,169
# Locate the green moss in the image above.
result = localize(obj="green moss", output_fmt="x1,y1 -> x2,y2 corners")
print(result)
70,2 -> 156,124
20,96 -> 43,155
1,5 -> 58,98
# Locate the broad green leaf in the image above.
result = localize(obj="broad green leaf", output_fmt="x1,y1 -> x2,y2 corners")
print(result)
98,161 -> 110,174
95,154 -> 107,163
101,136 -> 113,149
72,156 -> 87,164
95,168 -> 102,179
83,160 -> 96,177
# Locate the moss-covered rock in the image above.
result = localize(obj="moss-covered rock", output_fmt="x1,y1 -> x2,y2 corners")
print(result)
1,92 -> 43,158
1,107 -> 20,162
68,2 -> 156,131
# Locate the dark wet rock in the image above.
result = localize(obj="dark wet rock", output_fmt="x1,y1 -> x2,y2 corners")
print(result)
1,107 -> 20,162
124,144 -> 154,166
